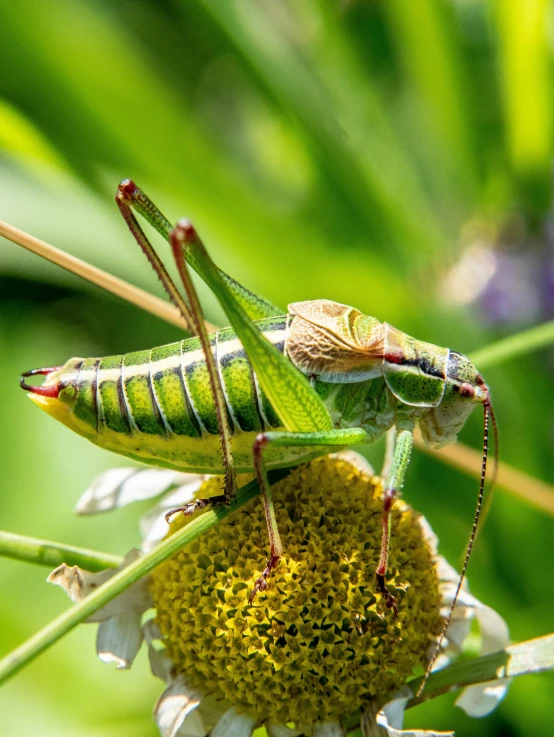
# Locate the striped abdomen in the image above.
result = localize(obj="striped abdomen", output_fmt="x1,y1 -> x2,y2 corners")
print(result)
72,316 -> 286,439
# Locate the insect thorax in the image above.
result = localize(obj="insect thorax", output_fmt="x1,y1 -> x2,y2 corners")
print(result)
314,378 -> 397,444
286,300 -> 482,448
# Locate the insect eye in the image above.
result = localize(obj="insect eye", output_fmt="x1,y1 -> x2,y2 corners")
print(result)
459,382 -> 475,399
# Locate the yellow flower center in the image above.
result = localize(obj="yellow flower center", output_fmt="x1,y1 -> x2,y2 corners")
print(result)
150,456 -> 442,724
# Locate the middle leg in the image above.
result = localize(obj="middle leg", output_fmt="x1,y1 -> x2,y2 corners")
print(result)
248,427 -> 368,602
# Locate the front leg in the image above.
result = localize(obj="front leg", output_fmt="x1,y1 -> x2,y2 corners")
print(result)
248,427 -> 368,602
376,426 -> 414,616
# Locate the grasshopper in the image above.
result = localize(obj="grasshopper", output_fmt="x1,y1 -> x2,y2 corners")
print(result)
21,180 -> 495,624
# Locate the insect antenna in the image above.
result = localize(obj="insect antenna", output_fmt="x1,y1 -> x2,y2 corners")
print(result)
415,390 -> 498,698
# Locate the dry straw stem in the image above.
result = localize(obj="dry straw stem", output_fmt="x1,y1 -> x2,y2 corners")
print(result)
415,432 -> 554,517
0,219 -> 214,333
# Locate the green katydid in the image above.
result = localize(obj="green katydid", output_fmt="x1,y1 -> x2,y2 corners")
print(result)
20,181 -> 496,678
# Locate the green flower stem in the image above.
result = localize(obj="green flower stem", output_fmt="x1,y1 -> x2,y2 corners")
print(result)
344,633 -> 554,730
0,531 -> 123,571
470,319 -> 554,369
409,632 -> 554,706
0,470 -> 288,686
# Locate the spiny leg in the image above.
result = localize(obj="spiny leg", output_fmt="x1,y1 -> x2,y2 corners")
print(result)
116,181 -> 195,333
375,427 -> 414,616
248,427 -> 368,603
116,182 -> 236,507
169,223 -> 236,504
117,180 -> 282,322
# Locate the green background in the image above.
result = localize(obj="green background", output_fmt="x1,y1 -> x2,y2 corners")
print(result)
0,1 -> 553,734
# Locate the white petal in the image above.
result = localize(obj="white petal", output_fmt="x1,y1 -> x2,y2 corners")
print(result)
416,516 -> 439,556
143,618 -> 173,683
434,554 -> 510,658
454,596 -> 511,716
440,585 -> 509,659
47,550 -> 152,622
75,467 -> 190,515
455,679 -> 511,717
148,646 -> 174,683
432,561 -> 512,717
140,508 -> 175,551
375,690 -> 454,737
177,711 -> 210,737
435,556 -> 460,585
143,617 -> 163,645
90,575 -> 151,622
472,599 -> 510,655
210,706 -> 256,737
97,612 -> 143,669
442,581 -> 480,612
376,691 -> 409,731
154,675 -> 203,737
266,723 -> 303,737
313,722 -> 345,737
140,480 -> 206,551
438,615 -> 472,656
76,468 -> 136,514
329,450 -> 375,475
198,695 -> 231,733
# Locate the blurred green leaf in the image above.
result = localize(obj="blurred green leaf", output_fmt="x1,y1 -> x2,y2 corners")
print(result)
1,2 -> 553,735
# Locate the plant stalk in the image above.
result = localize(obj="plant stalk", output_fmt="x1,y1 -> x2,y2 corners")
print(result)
0,531 -> 123,571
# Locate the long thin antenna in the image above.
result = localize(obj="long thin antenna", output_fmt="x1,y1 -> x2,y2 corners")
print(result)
416,394 -> 497,698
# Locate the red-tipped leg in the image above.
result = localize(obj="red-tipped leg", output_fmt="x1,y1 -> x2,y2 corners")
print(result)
173,218 -> 198,243
116,178 -> 138,202
248,433 -> 283,603
246,427 -> 369,603
375,486 -> 399,616
170,224 -> 237,506
374,427 -> 414,616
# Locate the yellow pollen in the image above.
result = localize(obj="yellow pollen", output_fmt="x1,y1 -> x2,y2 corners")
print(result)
150,456 -> 442,724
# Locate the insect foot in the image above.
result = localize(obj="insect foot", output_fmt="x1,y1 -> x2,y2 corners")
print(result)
164,494 -> 228,524
248,553 -> 281,604
375,574 -> 399,617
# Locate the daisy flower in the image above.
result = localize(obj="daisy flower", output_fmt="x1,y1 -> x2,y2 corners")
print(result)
49,453 -> 510,737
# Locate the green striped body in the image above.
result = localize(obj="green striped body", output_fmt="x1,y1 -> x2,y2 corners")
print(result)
91,318 -> 284,440
38,317 -> 342,472
30,303 -> 483,472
